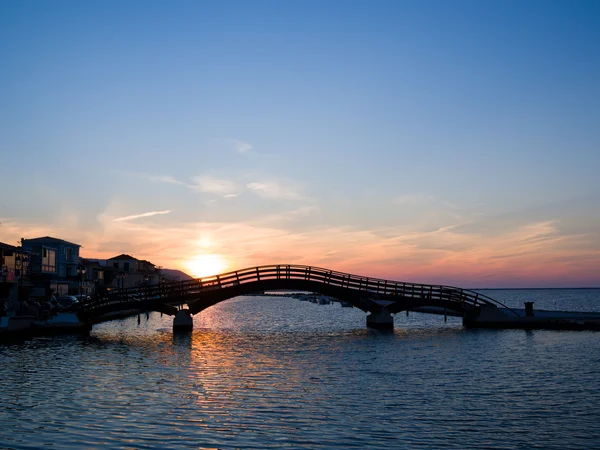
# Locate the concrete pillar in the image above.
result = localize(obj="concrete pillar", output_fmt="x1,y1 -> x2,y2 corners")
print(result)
173,310 -> 193,332
524,302 -> 534,317
366,308 -> 394,329
4,284 -> 19,317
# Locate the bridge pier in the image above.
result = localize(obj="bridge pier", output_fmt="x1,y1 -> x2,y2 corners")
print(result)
173,310 -> 193,332
366,308 -> 394,329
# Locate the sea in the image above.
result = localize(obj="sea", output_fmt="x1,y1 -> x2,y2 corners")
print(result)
1,289 -> 600,449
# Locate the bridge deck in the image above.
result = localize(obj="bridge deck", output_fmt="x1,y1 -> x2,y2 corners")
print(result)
80,264 -> 518,323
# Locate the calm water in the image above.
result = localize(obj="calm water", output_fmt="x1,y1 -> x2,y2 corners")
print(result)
2,289 -> 600,449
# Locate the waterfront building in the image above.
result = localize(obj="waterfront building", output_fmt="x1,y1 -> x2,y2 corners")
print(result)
1,241 -> 20,284
0,241 -> 31,305
79,258 -> 105,296
106,254 -> 161,289
21,236 -> 82,297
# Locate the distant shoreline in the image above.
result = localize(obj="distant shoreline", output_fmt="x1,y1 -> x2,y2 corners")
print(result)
474,287 -> 600,291
263,287 -> 600,292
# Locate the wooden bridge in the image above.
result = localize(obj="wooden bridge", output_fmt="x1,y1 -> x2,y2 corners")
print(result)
78,264 -> 516,329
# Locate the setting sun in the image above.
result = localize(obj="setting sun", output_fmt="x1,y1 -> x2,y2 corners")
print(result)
185,254 -> 229,279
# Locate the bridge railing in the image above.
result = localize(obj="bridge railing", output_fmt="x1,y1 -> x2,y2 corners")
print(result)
88,264 -> 517,315
174,264 -> 511,310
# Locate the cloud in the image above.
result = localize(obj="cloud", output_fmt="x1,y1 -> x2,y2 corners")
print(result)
146,175 -> 185,185
190,175 -> 238,196
246,181 -> 301,200
230,139 -> 253,154
113,210 -> 172,222
6,206 -> 600,288
516,220 -> 559,244
121,171 -> 186,186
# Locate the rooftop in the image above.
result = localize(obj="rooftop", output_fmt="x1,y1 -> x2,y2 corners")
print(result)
0,241 -> 19,252
23,236 -> 81,247
107,254 -> 137,261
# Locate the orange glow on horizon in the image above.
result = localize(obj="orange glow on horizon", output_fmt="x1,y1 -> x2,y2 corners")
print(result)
4,215 -> 599,288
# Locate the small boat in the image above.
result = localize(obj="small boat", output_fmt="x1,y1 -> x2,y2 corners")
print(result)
317,296 -> 330,305
32,312 -> 91,333
0,315 -> 35,339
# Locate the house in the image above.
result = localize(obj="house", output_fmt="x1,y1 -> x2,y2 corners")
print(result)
1,241 -> 20,284
106,254 -> 161,289
1,241 -> 31,284
21,236 -> 82,296
79,258 -> 105,296
0,241 -> 31,302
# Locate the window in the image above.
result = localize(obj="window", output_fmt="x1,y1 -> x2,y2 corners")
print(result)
124,262 -> 130,272
42,248 -> 56,273
113,262 -> 119,268
66,248 -> 72,261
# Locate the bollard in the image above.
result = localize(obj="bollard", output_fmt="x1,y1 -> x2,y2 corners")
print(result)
366,308 -> 394,329
524,302 -> 534,317
173,310 -> 193,332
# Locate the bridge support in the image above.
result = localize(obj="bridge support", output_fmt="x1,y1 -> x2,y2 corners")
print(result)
366,308 -> 394,329
173,310 -> 193,332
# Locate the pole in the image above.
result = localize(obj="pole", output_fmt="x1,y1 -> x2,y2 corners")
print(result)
19,259 -> 23,302
17,253 -> 27,302
77,265 -> 86,300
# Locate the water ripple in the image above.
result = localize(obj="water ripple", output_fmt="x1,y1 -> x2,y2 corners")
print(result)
2,294 -> 600,449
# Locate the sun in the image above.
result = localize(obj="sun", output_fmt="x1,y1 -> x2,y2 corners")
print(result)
186,254 -> 229,279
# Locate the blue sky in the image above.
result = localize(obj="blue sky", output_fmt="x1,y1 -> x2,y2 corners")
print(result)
1,0 -> 599,287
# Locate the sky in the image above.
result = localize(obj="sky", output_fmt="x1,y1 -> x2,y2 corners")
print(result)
1,0 -> 599,288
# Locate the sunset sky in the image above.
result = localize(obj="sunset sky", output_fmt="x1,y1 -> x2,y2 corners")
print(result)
1,0 -> 599,288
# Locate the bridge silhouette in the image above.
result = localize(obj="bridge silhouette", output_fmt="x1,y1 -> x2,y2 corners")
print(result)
78,264 -> 516,330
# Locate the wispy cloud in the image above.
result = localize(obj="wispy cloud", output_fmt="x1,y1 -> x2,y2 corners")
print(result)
121,171 -> 186,186
230,139 -> 253,154
146,175 -> 185,185
6,206 -> 600,288
114,210 -> 171,222
247,181 -> 301,200
190,175 -> 238,196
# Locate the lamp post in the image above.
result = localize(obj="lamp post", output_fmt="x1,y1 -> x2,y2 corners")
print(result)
143,275 -> 150,301
117,272 -> 126,290
15,253 -> 28,302
76,264 -> 86,299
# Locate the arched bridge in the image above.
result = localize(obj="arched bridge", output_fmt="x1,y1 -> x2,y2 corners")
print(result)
79,264 -> 516,329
